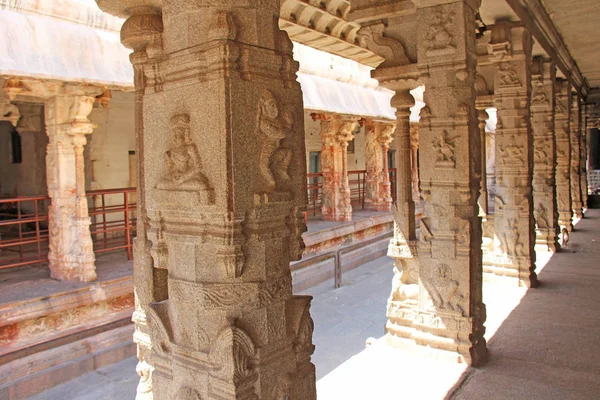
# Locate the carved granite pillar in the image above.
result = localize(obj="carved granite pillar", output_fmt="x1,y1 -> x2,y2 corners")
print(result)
102,2 -> 317,398
555,79 -> 573,232
365,120 -> 395,212
386,90 -> 419,344
45,93 -> 97,282
487,23 -> 537,287
317,114 -> 358,222
530,57 -> 560,252
395,0 -> 487,365
410,123 -> 421,203
570,93 -> 584,218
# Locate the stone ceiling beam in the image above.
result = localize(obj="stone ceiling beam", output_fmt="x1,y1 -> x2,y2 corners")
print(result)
504,0 -> 589,99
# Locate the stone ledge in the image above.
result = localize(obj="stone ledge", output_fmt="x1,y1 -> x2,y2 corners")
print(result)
0,324 -> 135,400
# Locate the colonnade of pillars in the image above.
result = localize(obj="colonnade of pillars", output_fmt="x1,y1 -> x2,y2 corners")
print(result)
30,0 -> 592,398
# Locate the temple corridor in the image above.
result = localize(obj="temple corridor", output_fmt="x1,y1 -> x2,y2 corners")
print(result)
29,209 -> 600,399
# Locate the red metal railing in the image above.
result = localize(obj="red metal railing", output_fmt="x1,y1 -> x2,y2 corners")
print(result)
0,188 -> 137,270
87,187 -> 137,260
307,173 -> 323,216
348,170 -> 367,209
0,195 -> 50,269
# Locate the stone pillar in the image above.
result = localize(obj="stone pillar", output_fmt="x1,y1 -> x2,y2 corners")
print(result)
475,100 -> 491,216
386,90 -> 419,344
106,2 -> 317,399
397,0 -> 487,365
570,93 -> 584,218
555,79 -> 573,232
410,123 -> 421,203
487,23 -> 537,287
365,120 -> 395,212
581,108 -> 590,209
317,114 -> 358,222
45,93 -> 97,282
530,57 -> 560,252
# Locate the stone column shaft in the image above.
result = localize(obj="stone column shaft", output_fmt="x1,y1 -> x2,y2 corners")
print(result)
487,23 -> 537,287
398,0 -> 486,365
318,115 -> 357,221
530,57 -> 560,252
410,123 -> 421,203
45,94 -> 96,282
475,105 -> 490,216
385,91 -> 419,344
571,93 -> 584,218
555,79 -> 573,232
365,120 -> 394,212
111,3 -> 317,399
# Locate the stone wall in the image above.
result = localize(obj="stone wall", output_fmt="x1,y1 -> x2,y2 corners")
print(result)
88,91 -> 136,191
0,104 -> 47,199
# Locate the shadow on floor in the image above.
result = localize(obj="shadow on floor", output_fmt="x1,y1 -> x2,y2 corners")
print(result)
447,211 -> 600,400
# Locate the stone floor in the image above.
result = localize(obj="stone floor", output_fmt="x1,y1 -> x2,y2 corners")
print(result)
28,209 -> 600,399
305,209 -> 391,233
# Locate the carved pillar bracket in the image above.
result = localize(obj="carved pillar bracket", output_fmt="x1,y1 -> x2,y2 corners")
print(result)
529,57 -> 560,253
365,120 -> 395,212
486,23 -> 537,288
99,1 -> 317,399
555,79 -> 574,232
570,92 -> 584,219
317,114 -> 358,222
385,0 -> 487,367
45,89 -> 99,282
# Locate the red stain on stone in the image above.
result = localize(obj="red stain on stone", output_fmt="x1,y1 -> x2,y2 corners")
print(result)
0,323 -> 19,344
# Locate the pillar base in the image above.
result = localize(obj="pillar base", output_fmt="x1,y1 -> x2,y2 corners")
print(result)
321,210 -> 352,222
483,261 -> 538,288
384,315 -> 487,367
534,228 -> 561,253
48,260 -> 97,282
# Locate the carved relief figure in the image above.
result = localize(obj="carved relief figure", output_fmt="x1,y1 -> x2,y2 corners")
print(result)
157,114 -> 212,194
257,90 -> 293,192
535,202 -> 550,229
499,136 -> 525,165
498,63 -> 521,87
500,218 -> 524,257
425,10 -> 456,53
425,264 -> 464,314
433,130 -> 458,168
531,87 -> 550,105
534,141 -> 548,163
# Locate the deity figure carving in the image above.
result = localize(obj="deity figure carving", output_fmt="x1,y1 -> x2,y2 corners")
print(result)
157,114 -> 213,197
257,90 -> 293,193
499,136 -> 525,165
433,130 -> 458,168
500,219 -> 524,257
535,202 -> 550,229
425,10 -> 456,54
